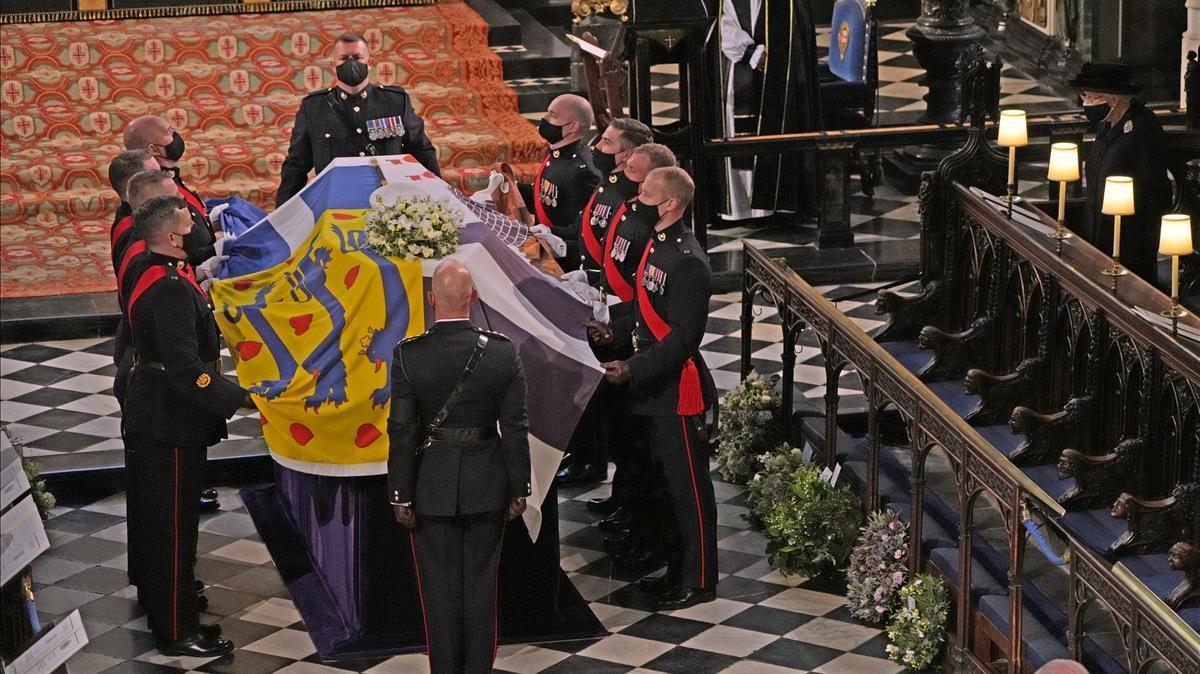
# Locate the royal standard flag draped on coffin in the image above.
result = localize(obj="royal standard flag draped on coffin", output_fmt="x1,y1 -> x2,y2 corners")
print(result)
211,209 -> 424,469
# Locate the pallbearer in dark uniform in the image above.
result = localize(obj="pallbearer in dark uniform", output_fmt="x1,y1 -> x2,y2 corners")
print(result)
107,149 -> 157,234
572,117 -> 654,281
277,33 -> 440,206
523,94 -> 600,264
388,259 -> 531,674
591,167 -> 719,610
123,196 -> 251,657
123,115 -> 220,263
554,139 -> 670,489
1071,62 -> 1174,287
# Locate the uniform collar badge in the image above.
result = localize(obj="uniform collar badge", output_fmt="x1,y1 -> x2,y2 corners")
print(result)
656,232 -> 666,241
608,174 -> 618,183
552,149 -> 560,159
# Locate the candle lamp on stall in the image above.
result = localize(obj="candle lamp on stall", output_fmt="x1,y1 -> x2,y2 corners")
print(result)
997,110 -> 1028,217
1046,142 -> 1079,255
1099,176 -> 1134,293
1158,213 -> 1193,336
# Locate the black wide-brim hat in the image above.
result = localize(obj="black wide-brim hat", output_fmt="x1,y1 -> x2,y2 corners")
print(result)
1069,61 -> 1141,95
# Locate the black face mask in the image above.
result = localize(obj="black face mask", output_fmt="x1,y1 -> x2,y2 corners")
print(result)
1083,102 -> 1110,125
637,197 -> 668,220
161,131 -> 185,161
592,148 -> 617,174
538,118 -> 565,144
337,58 -> 369,87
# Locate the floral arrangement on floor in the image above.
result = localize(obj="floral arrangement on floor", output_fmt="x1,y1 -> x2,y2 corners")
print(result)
746,443 -> 808,524
2,424 -> 55,519
846,509 -> 909,623
715,370 -> 782,484
364,195 -> 462,260
886,573 -> 950,670
760,460 -> 861,577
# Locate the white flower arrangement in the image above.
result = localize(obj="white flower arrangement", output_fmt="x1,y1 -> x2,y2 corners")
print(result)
885,573 -> 949,670
364,195 -> 462,260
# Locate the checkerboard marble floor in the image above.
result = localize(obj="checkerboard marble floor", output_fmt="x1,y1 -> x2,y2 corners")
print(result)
3,284 -> 913,674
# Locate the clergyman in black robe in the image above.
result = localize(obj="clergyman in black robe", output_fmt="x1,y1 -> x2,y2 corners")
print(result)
719,0 -> 823,221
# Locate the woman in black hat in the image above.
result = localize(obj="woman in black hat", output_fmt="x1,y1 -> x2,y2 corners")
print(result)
1071,61 -> 1173,287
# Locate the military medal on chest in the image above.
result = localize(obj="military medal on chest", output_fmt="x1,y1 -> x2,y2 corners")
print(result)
539,177 -> 559,208
366,115 -> 405,141
611,235 -> 631,262
591,202 -> 613,230
643,262 -> 667,294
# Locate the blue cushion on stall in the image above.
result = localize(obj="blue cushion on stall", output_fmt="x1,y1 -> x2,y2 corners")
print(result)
878,339 -> 933,374
926,380 -> 979,419
1022,463 -> 1075,503
828,0 -> 869,84
929,546 -> 1007,599
1060,509 -> 1128,559
976,423 -> 1024,455
978,594 -> 1067,668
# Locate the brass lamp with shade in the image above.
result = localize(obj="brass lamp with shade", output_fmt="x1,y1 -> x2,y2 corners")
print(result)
1100,176 -> 1134,293
1047,142 -> 1080,255
1159,213 -> 1193,335
997,110 -> 1028,217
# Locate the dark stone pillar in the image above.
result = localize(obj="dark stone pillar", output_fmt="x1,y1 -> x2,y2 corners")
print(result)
906,0 -> 987,123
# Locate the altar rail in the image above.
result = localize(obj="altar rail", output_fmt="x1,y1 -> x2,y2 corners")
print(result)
740,237 -> 1200,672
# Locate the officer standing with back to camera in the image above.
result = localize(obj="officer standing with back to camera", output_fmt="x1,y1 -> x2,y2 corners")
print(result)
276,32 -> 441,206
387,259 -> 532,674
122,196 -> 254,657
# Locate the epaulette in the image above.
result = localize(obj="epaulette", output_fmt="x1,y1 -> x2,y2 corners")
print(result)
471,326 -> 510,342
399,331 -> 430,346
377,84 -> 410,96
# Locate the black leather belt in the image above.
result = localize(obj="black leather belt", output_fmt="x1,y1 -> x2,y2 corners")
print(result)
424,426 -> 498,442
136,359 -> 221,372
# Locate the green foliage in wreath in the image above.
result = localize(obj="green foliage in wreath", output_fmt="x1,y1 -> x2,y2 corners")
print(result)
761,461 -> 861,577
23,458 -> 56,519
715,370 -> 781,484
846,509 -> 909,623
746,443 -> 808,524
885,573 -> 950,670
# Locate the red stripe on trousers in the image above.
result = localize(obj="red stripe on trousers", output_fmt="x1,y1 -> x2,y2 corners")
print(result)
679,417 -> 707,588
172,446 -> 180,638
408,530 -> 434,673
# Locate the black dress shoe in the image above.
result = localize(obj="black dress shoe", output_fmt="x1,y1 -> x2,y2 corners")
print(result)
158,632 -> 234,657
637,574 -> 678,598
556,463 -> 606,487
602,530 -> 636,552
586,496 -> 619,515
597,507 -> 632,533
612,546 -> 664,574
655,587 -> 716,611
199,488 -> 220,513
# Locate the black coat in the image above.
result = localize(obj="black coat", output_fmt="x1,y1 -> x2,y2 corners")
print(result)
1083,99 -> 1173,286
124,252 -> 246,447
277,84 -> 440,206
574,171 -> 640,273
615,220 -> 717,416
387,320 -> 531,517
524,140 -> 600,252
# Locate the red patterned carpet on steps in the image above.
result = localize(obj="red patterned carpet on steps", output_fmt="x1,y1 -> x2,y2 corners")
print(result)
0,1 -> 545,298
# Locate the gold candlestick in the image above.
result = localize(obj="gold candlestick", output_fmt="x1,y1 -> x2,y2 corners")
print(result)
1159,214 -> 1193,336
1100,176 -> 1135,294
1046,143 -> 1079,256
997,110 -> 1028,219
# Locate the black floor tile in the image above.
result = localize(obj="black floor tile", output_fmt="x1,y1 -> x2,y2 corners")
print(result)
58,565 -> 132,595
749,636 -> 845,670
11,386 -> 90,407
2,344 -> 73,363
852,631 -> 892,658
540,655 -> 633,673
4,364 -> 77,386
722,604 -> 816,635
82,626 -> 159,660
44,509 -> 124,535
46,536 -> 126,564
78,594 -> 144,626
714,575 -> 787,604
644,646 -> 741,674
199,649 -> 292,674
213,615 -> 281,646
620,613 -> 712,643
100,662 -> 181,674
18,408 -> 97,430
27,431 -> 108,452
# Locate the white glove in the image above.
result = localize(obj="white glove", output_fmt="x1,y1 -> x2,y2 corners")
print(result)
200,277 -> 215,295
563,279 -> 602,304
530,224 -> 567,257
469,171 -> 506,204
195,254 -> 229,282
213,234 -> 237,256
591,300 -> 610,323
208,202 -> 230,222
560,269 -> 588,284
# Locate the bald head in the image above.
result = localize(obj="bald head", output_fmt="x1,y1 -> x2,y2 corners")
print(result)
1035,660 -> 1089,674
124,115 -> 177,168
429,259 -> 477,319
544,94 -> 594,146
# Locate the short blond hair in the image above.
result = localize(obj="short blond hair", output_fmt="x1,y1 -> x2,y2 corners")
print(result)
629,142 -> 676,170
648,166 -> 694,208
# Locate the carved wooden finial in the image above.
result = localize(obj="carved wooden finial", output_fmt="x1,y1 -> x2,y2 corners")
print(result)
1166,541 -> 1200,609
956,46 -> 1002,129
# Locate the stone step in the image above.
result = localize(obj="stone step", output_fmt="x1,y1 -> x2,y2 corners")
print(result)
497,8 -> 573,81
498,0 -> 575,32
467,0 -> 523,46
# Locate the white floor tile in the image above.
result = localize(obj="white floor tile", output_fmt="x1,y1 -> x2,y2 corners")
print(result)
577,633 -> 674,666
